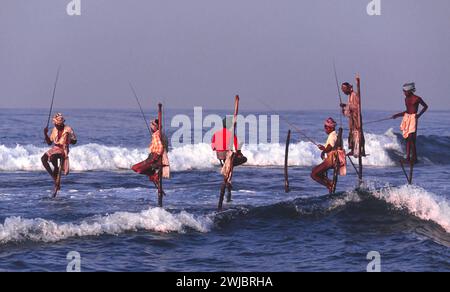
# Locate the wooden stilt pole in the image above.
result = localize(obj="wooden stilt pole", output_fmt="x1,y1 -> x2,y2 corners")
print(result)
158,103 -> 164,207
284,130 -> 291,193
52,157 -> 64,198
218,95 -> 239,211
356,75 -> 364,188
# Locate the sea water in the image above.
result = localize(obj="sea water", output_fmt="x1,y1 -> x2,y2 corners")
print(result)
0,108 -> 449,271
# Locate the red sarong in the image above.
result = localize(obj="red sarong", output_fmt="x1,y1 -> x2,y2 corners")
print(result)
132,154 -> 161,183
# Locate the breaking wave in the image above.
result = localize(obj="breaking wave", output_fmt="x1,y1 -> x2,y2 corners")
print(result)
0,208 -> 212,244
0,185 -> 448,245
0,130 -> 408,172
214,185 -> 450,235
371,185 -> 450,233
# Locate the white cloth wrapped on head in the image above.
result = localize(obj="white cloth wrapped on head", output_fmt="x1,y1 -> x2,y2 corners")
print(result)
53,113 -> 65,126
403,82 -> 416,92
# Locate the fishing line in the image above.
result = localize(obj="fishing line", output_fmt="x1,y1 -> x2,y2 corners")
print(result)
129,82 -> 152,137
258,99 -> 319,146
365,117 -> 393,125
333,60 -> 344,128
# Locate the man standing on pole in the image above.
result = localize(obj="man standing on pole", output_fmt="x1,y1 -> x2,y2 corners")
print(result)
340,75 -> 366,159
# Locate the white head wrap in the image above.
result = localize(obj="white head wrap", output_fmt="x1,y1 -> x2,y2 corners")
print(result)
53,113 -> 65,126
403,82 -> 416,92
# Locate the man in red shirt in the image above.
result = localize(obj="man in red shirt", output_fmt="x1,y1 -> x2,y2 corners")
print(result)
212,118 -> 247,203
212,118 -> 239,165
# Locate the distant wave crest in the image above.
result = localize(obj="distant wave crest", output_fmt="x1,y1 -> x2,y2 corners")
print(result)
0,130 -> 413,172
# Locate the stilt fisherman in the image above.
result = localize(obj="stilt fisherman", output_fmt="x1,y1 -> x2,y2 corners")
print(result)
311,118 -> 346,193
132,118 -> 170,205
392,82 -> 428,164
41,113 -> 77,197
340,75 -> 366,158
212,117 -> 247,208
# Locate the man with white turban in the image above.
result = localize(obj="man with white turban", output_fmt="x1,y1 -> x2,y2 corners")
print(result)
392,82 -> 429,164
41,113 -> 77,196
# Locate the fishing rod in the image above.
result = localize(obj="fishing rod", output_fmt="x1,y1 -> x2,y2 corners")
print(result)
46,66 -> 61,128
258,99 -> 319,146
333,60 -> 343,127
129,82 -> 152,136
347,155 -> 361,178
365,117 -> 393,125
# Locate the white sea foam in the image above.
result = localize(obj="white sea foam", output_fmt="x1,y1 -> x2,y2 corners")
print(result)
0,130 -> 402,172
329,191 -> 362,210
371,185 -> 450,233
0,208 -> 213,244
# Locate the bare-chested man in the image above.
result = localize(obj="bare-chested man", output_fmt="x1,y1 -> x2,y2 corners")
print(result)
392,83 -> 429,164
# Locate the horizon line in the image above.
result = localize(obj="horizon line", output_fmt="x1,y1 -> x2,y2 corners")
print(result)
0,106 -> 448,112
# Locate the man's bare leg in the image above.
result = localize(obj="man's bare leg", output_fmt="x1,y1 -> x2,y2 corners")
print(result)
347,135 -> 354,157
41,154 -> 56,180
51,157 -> 64,197
311,162 -> 333,192
51,157 -> 61,188
147,169 -> 165,204
51,158 -> 59,175
405,133 -> 415,162
411,133 -> 417,164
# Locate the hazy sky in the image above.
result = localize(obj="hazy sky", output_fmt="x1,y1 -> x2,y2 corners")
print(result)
1,0 -> 449,110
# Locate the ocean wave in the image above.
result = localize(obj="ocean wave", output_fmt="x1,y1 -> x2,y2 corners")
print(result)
0,208 -> 212,244
213,186 -> 450,235
1,186 -> 448,245
213,191 -> 362,225
370,185 -> 450,233
0,130 -> 408,172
